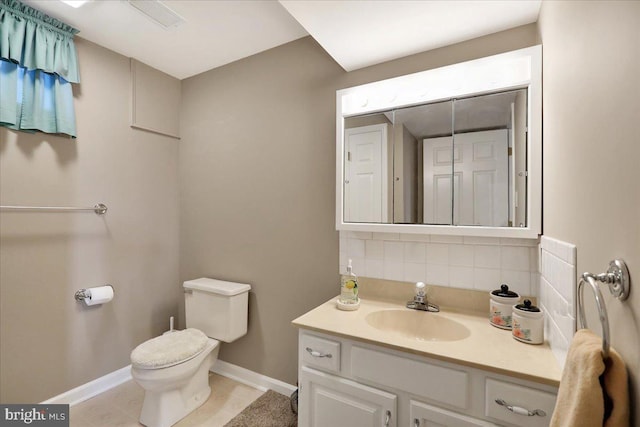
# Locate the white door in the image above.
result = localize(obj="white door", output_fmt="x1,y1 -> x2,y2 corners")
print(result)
454,130 -> 509,226
410,400 -> 499,427
423,130 -> 508,226
299,366 -> 397,427
423,136 -> 456,225
344,124 -> 388,222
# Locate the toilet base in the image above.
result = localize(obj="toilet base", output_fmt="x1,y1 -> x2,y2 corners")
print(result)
136,341 -> 219,427
139,385 -> 211,427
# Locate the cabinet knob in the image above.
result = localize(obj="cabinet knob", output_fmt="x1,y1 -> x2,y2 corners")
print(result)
384,410 -> 391,426
414,418 -> 420,427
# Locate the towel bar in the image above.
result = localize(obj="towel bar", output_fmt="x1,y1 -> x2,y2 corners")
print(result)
0,203 -> 107,215
577,259 -> 630,358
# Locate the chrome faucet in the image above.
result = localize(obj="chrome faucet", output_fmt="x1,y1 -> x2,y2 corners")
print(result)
406,282 -> 439,312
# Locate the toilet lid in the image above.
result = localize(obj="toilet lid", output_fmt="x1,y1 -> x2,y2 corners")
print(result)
131,328 -> 209,369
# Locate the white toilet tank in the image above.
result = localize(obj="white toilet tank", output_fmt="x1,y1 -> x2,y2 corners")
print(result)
183,278 -> 251,343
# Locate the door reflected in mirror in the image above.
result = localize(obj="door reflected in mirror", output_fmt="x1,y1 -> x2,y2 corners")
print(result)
343,113 -> 391,223
343,89 -> 527,227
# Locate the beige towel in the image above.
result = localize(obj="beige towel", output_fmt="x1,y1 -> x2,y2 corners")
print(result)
550,329 -> 629,427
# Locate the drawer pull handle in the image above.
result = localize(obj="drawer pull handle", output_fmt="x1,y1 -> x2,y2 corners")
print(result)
384,410 -> 391,426
414,418 -> 420,427
305,347 -> 332,358
495,399 -> 546,417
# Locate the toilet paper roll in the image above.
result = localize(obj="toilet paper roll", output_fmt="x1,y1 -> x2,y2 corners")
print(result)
84,285 -> 114,306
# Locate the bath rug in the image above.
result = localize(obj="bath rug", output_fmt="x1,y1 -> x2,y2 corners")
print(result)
224,389 -> 297,427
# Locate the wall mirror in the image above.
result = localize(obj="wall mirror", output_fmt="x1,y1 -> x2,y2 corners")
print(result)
336,46 -> 541,238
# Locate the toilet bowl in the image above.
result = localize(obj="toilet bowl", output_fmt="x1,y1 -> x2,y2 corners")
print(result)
131,330 -> 220,427
131,278 -> 251,427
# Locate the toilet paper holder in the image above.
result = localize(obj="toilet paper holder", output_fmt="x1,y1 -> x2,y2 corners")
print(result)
75,285 -> 114,302
74,288 -> 91,301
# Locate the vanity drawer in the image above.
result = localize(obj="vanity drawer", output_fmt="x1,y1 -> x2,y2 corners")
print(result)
301,333 -> 341,373
485,378 -> 556,427
350,346 -> 469,409
411,400 -> 499,427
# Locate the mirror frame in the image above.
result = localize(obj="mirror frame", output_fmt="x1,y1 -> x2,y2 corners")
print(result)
336,45 -> 542,238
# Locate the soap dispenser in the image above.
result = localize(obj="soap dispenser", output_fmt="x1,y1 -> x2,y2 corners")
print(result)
337,259 -> 360,311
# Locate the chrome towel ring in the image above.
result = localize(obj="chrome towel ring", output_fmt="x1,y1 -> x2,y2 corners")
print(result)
577,259 -> 630,359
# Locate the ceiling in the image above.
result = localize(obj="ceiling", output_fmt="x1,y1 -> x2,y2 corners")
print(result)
279,1 -> 541,72
22,0 -> 541,80
391,89 -> 523,138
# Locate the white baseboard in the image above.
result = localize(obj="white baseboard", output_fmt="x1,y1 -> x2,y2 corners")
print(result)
41,365 -> 132,407
40,359 -> 296,407
211,359 -> 297,397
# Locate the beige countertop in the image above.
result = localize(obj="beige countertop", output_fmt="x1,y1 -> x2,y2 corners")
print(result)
292,296 -> 562,387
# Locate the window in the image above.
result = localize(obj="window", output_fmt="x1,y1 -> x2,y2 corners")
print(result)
0,0 -> 80,137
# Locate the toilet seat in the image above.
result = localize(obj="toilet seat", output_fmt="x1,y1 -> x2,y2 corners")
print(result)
131,328 -> 209,370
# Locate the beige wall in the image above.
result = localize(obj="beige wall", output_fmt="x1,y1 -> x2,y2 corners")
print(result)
538,0 -> 640,421
179,37 -> 344,385
0,39 -> 181,403
131,59 -> 182,138
180,24 -> 538,385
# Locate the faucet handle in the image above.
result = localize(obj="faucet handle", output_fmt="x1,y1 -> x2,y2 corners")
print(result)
407,282 -> 440,312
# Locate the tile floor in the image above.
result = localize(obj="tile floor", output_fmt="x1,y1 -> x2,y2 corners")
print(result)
70,373 -> 264,427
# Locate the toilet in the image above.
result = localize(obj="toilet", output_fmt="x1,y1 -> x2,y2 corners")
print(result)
130,278 -> 251,427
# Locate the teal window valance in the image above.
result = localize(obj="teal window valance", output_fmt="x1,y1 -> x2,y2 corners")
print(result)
0,0 -> 80,137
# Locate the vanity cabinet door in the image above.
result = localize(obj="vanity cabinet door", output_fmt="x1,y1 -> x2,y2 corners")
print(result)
299,366 -> 397,427
410,400 -> 499,427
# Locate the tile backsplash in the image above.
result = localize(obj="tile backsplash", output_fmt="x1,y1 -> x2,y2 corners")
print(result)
539,235 -> 577,368
339,232 -> 539,297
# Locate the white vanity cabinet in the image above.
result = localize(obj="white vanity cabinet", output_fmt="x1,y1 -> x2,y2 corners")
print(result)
298,330 -> 558,427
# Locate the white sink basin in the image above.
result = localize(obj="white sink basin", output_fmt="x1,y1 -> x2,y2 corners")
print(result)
365,309 -> 471,342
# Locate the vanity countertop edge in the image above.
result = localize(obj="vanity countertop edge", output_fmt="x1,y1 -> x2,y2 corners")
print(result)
292,297 -> 562,388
